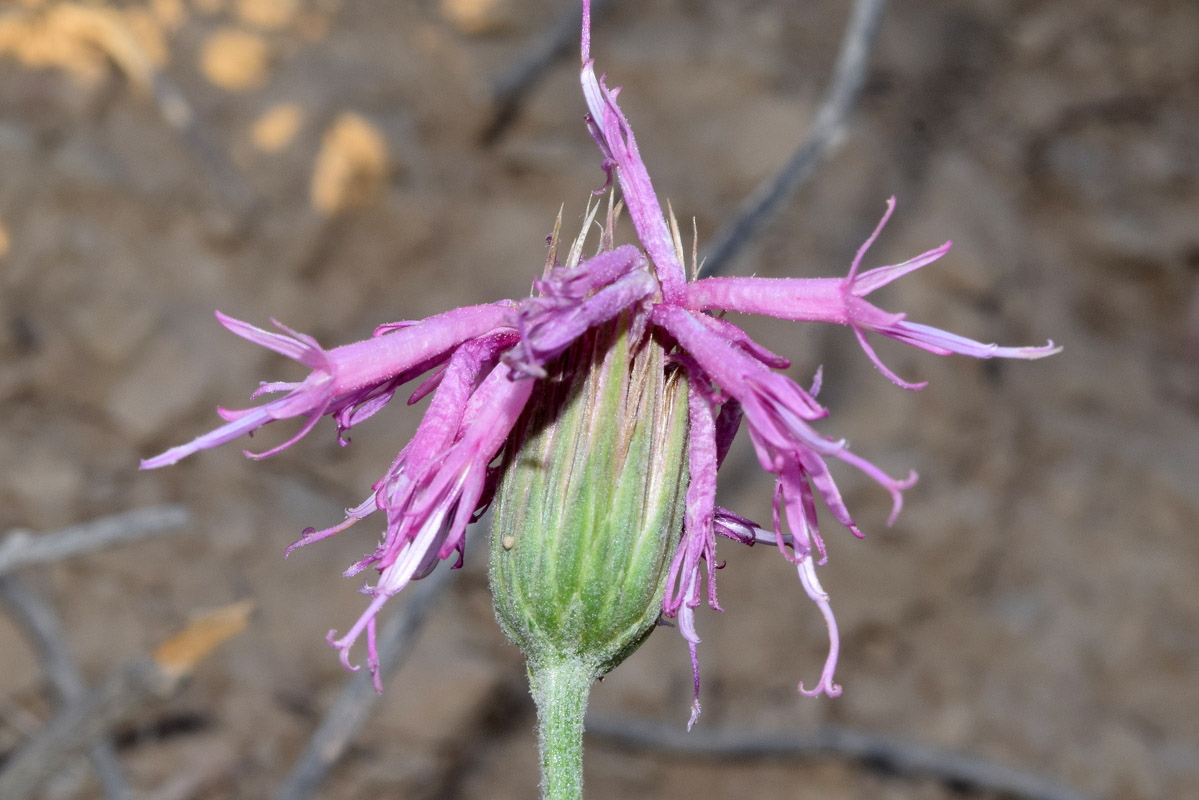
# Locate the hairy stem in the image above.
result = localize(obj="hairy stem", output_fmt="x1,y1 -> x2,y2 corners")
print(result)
529,657 -> 595,800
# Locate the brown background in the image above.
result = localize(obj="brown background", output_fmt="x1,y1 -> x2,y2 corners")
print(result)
1,0 -> 1196,797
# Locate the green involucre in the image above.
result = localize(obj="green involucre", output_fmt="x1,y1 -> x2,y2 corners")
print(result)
490,312 -> 689,676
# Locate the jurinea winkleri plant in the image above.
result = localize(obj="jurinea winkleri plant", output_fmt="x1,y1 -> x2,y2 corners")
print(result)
142,2 -> 1058,797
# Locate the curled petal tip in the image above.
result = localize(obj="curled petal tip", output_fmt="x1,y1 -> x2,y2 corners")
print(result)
326,631 -> 361,672
880,470 -> 917,527
284,528 -> 316,558
878,362 -> 928,391
1031,340 -> 1063,358
687,700 -> 702,731
798,679 -> 843,698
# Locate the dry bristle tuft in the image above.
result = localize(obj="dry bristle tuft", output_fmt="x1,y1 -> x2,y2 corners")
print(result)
565,196 -> 603,269
543,204 -> 565,279
666,200 -> 685,272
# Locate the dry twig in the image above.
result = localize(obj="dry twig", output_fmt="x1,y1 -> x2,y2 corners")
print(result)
0,575 -> 131,799
145,71 -> 259,226
586,716 -> 1097,800
480,0 -> 616,144
698,0 -> 887,278
0,601 -> 252,800
0,505 -> 190,576
273,564 -> 454,800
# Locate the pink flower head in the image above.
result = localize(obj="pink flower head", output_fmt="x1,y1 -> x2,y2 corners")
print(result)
143,0 -> 1058,717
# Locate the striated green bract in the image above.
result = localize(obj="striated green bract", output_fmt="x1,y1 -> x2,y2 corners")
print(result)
491,308 -> 689,678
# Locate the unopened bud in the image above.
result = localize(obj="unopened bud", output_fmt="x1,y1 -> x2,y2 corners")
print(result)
490,310 -> 689,675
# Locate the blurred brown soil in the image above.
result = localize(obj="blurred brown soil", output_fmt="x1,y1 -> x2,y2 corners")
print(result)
0,1 -> 1196,798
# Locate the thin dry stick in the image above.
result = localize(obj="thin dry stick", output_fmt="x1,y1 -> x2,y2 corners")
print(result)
272,563 -> 455,800
480,0 -> 616,144
0,659 -> 171,800
585,716 -> 1097,800
0,505 -> 190,575
146,72 -> 258,224
0,601 -> 252,800
698,0 -> 887,278
0,575 -> 131,800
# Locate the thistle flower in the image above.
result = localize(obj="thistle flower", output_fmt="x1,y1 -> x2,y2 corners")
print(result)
141,0 -> 1058,735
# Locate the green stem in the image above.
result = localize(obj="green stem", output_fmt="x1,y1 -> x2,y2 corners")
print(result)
529,656 -> 596,800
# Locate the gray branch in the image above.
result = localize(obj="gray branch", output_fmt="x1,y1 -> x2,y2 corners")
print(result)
0,657 -> 182,800
0,575 -> 131,799
0,595 -> 248,800
0,505 -> 190,575
272,563 -> 455,800
481,0 -> 616,143
586,716 -> 1097,800
698,0 -> 887,278
147,72 -> 258,226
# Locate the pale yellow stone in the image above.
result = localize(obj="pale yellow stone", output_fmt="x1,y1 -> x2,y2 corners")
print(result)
121,8 -> 169,68
200,27 -> 269,91
16,4 -> 158,89
0,220 -> 9,259
251,103 -> 304,153
310,112 -> 389,214
56,4 -> 158,85
0,18 -> 55,71
440,0 -> 513,35
0,31 -> 99,80
0,5 -> 163,87
236,0 -> 299,31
